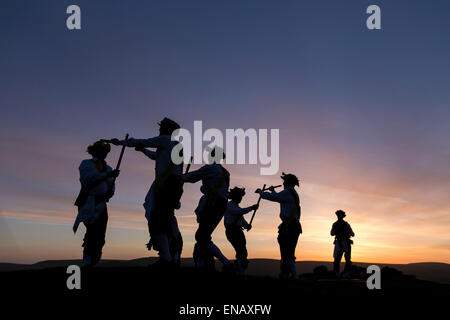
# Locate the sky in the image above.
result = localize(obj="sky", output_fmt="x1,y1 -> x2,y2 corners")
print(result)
1,0 -> 449,264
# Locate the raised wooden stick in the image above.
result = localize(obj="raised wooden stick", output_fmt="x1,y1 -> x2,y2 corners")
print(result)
113,133 -> 129,182
185,156 -> 194,174
248,184 -> 266,228
263,184 -> 282,191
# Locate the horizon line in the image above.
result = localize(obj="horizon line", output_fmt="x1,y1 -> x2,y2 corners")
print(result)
2,257 -> 448,266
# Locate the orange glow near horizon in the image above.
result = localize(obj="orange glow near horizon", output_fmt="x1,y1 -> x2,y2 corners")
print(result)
2,173 -> 449,265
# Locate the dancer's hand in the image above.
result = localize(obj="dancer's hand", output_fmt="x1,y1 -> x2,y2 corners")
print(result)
109,138 -> 121,146
107,169 -> 120,178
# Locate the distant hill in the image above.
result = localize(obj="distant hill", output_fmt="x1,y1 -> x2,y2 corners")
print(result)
1,258 -> 449,284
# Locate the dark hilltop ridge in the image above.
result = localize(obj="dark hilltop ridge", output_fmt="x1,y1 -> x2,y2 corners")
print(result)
1,258 -> 449,283
1,260 -> 448,318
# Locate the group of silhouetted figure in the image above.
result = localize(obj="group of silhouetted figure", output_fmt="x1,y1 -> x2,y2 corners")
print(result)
73,117 -> 355,279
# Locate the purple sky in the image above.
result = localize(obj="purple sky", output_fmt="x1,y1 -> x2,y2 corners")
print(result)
1,0 -> 449,263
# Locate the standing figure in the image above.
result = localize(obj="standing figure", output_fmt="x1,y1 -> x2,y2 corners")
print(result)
224,187 -> 258,275
331,210 -> 355,277
255,173 -> 301,279
109,117 -> 183,266
73,141 -> 120,268
183,146 -> 233,272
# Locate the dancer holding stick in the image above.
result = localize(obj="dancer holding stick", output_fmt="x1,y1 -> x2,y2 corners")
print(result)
255,173 -> 302,279
108,118 -> 184,266
73,137 -> 125,268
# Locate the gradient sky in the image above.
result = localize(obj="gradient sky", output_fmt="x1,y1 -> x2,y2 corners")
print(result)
1,0 -> 449,264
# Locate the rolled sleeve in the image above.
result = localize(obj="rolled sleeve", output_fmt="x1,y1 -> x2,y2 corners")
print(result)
259,190 -> 283,203
121,136 -> 166,149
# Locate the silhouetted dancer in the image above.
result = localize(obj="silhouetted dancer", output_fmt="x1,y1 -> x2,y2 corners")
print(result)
73,141 -> 120,268
183,146 -> 233,272
109,118 -> 184,266
224,187 -> 258,275
331,210 -> 355,277
255,172 -> 301,279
